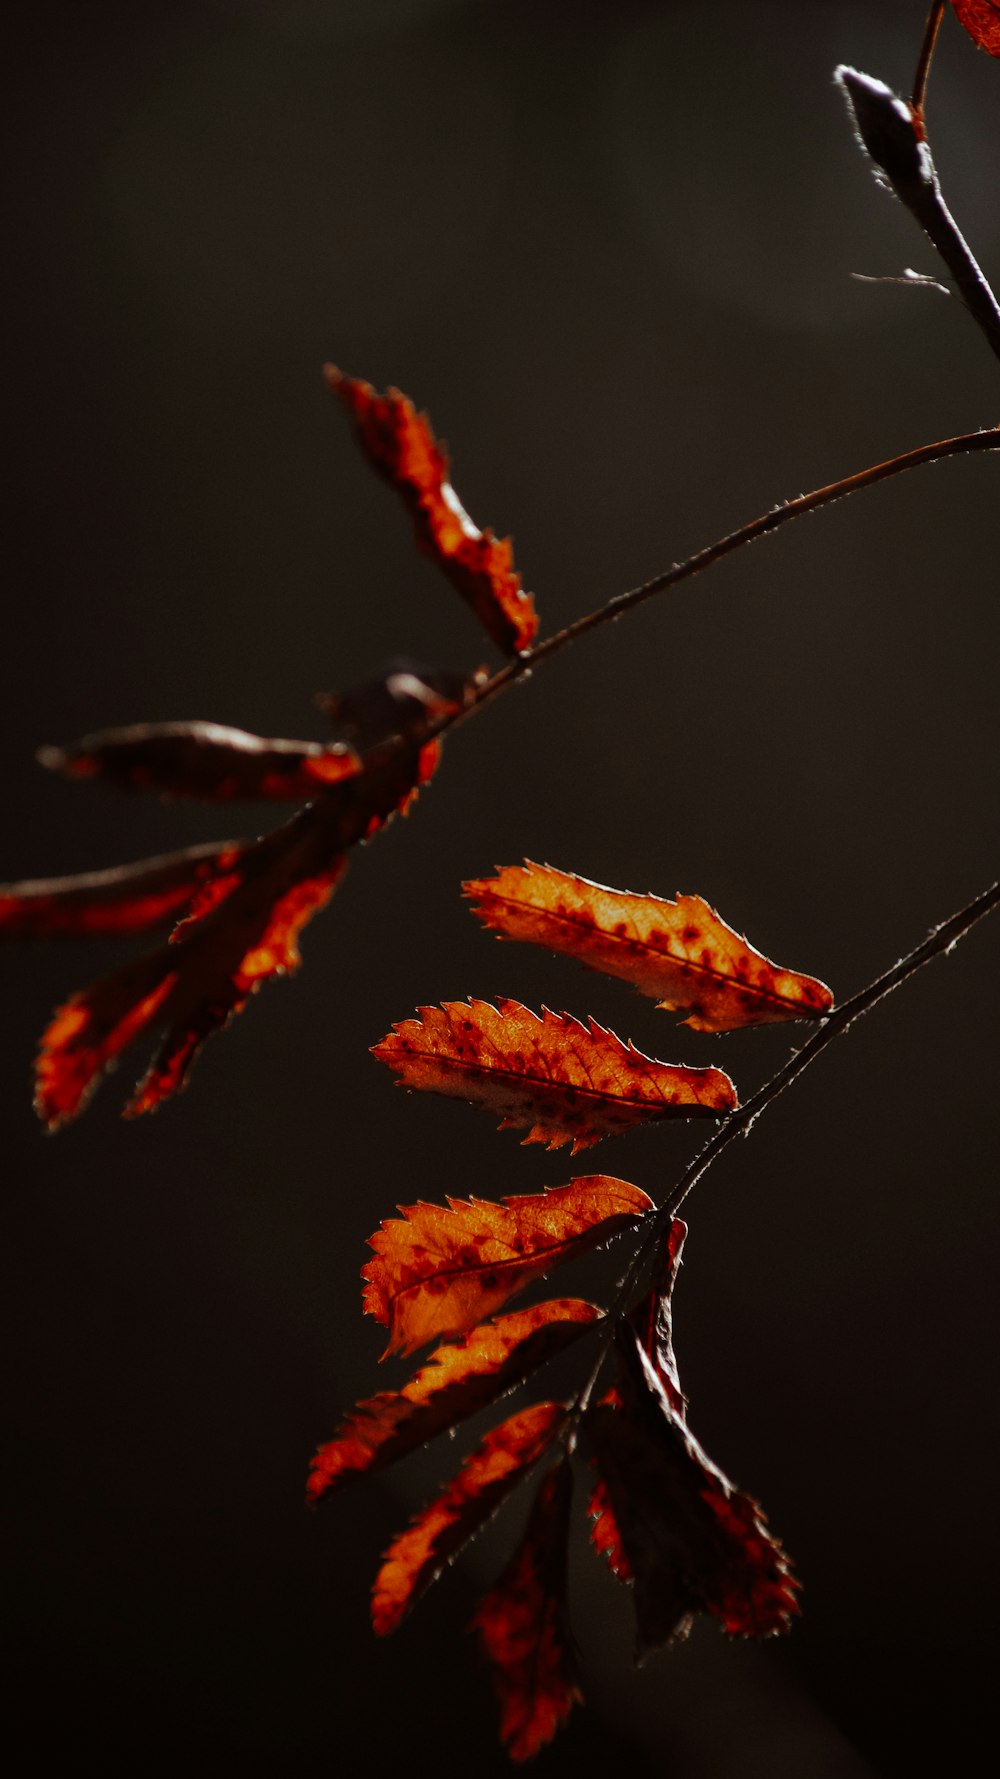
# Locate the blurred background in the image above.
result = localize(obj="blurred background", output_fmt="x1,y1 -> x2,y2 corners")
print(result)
3,2 -> 998,1772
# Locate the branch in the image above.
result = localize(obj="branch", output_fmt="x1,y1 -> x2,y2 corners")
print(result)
569,873 -> 1000,1425
449,424 -> 999,734
837,64 -> 1000,366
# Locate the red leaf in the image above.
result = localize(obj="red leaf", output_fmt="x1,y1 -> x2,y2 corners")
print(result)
951,0 -> 1000,55
33,732 -> 441,1126
0,842 -> 241,938
586,1327 -> 799,1655
326,367 -> 539,655
625,1216 -> 688,1415
371,997 -> 737,1152
307,1298 -> 599,1503
371,1401 -> 565,1635
362,1175 -> 651,1357
39,722 -> 361,801
471,1459 -> 581,1762
464,862 -> 833,1031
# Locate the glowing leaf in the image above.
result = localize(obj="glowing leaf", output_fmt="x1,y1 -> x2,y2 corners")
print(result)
372,997 -> 737,1152
464,862 -> 833,1031
307,1298 -> 599,1503
362,1176 -> 652,1357
952,0 -> 1000,55
0,842 -> 241,938
326,367 -> 539,655
371,1401 -> 565,1634
471,1460 -> 581,1762
39,722 -> 361,802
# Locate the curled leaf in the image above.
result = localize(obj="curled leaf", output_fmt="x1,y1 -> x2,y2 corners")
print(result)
586,1328 -> 799,1655
307,1298 -> 599,1502
471,1459 -> 581,1762
371,1401 -> 566,1635
371,997 -> 737,1152
363,1175 -> 651,1357
464,862 -> 833,1031
39,722 -> 361,802
326,367 -> 539,655
951,0 -> 1000,55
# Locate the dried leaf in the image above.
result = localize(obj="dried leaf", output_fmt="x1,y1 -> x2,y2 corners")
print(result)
371,1401 -> 565,1635
951,0 -> 1000,55
0,842 -> 241,938
464,862 -> 833,1032
33,736 -> 440,1126
372,997 -> 737,1151
363,1176 -> 651,1357
626,1217 -> 688,1415
318,657 -> 485,748
326,367 -> 539,655
587,1328 -> 799,1655
39,722 -> 361,802
307,1298 -> 600,1502
471,1460 -> 581,1762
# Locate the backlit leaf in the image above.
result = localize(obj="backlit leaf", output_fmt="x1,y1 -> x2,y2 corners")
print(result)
39,722 -> 361,801
307,1298 -> 599,1502
326,367 -> 539,655
464,862 -> 833,1031
0,842 -> 240,938
32,736 -> 440,1126
371,997 -> 737,1151
363,1175 -> 651,1357
371,1401 -> 565,1634
471,1459 -> 581,1762
952,0 -> 1000,55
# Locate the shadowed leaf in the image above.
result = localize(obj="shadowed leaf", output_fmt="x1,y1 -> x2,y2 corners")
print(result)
587,1328 -> 799,1655
307,1298 -> 600,1502
363,1176 -> 651,1357
39,722 -> 361,801
326,367 -> 539,655
0,842 -> 242,938
952,0 -> 1000,55
371,1401 -> 565,1634
33,737 -> 440,1126
319,658 -> 485,747
471,1459 -> 581,1762
371,997 -> 737,1151
464,862 -> 833,1031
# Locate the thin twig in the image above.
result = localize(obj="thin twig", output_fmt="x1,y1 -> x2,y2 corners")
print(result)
837,65 -> 1000,366
567,873 -> 1000,1429
912,1 -> 946,123
444,424 -> 999,739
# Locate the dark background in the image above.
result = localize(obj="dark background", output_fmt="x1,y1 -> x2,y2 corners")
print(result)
3,2 -> 998,1773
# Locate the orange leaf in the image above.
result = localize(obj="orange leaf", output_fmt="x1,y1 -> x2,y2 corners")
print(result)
326,367 -> 539,655
371,997 -> 737,1151
587,1328 -> 799,1655
363,1176 -> 651,1357
371,1401 -> 565,1634
951,0 -> 1000,55
39,722 -> 361,801
0,842 -> 240,938
464,862 -> 833,1031
471,1459 -> 581,1762
307,1298 -> 599,1503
